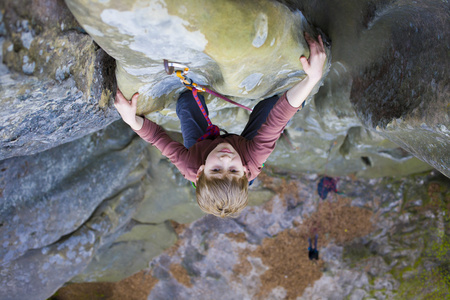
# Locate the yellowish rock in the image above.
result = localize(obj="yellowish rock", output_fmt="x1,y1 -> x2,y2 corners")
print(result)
65,0 -> 315,115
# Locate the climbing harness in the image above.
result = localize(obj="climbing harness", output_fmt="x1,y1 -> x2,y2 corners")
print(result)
191,88 -> 220,142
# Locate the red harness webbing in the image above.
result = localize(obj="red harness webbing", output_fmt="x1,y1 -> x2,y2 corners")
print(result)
192,88 -> 221,142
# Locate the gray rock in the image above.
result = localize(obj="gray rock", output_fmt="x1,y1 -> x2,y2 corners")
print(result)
1,0 -> 450,299
0,120 -> 166,299
366,256 -> 389,277
73,222 -> 178,282
0,0 -> 118,160
0,180 -> 144,300
0,121 -> 145,265
350,289 -> 368,300
347,1 -> 450,177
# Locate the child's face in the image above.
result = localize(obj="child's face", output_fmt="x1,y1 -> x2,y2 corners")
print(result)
197,142 -> 246,179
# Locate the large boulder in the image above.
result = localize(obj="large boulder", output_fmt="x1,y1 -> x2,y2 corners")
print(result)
64,0 -> 324,113
0,121 -> 144,265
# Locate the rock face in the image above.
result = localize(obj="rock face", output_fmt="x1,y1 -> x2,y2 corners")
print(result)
64,0 -> 320,113
347,0 -> 450,177
54,170 -> 450,299
62,0 -> 447,177
0,121 -> 146,300
275,0 -> 449,177
2,0 -> 445,175
0,0 -> 118,160
0,121 -> 143,265
0,0 -> 449,299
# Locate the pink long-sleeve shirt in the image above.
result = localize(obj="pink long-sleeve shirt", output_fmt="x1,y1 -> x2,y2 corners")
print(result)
134,93 -> 299,182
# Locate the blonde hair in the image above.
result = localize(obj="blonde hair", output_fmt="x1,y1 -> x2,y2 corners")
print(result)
196,170 -> 248,218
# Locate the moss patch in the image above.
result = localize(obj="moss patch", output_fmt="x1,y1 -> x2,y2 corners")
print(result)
343,241 -> 373,267
392,178 -> 450,299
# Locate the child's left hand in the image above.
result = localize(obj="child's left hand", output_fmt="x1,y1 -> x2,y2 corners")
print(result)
286,33 -> 327,108
300,33 -> 327,83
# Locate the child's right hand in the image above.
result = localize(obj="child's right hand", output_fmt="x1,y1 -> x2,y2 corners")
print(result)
114,88 -> 144,130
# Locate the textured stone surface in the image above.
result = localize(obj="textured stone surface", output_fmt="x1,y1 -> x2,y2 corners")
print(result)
348,0 -> 450,177
73,222 -> 178,283
1,179 -> 145,300
0,121 -> 145,265
56,169 -> 449,299
64,0 -> 324,113
0,0 -> 118,160
278,0 -> 449,176
0,121 -> 148,299
264,63 -> 433,178
1,0 -> 449,299
63,0 -> 440,178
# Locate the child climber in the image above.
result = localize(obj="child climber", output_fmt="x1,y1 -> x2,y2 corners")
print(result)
114,33 -> 327,218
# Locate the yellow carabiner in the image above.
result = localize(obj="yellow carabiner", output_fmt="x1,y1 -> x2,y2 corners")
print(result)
175,70 -> 184,80
166,60 -> 205,92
